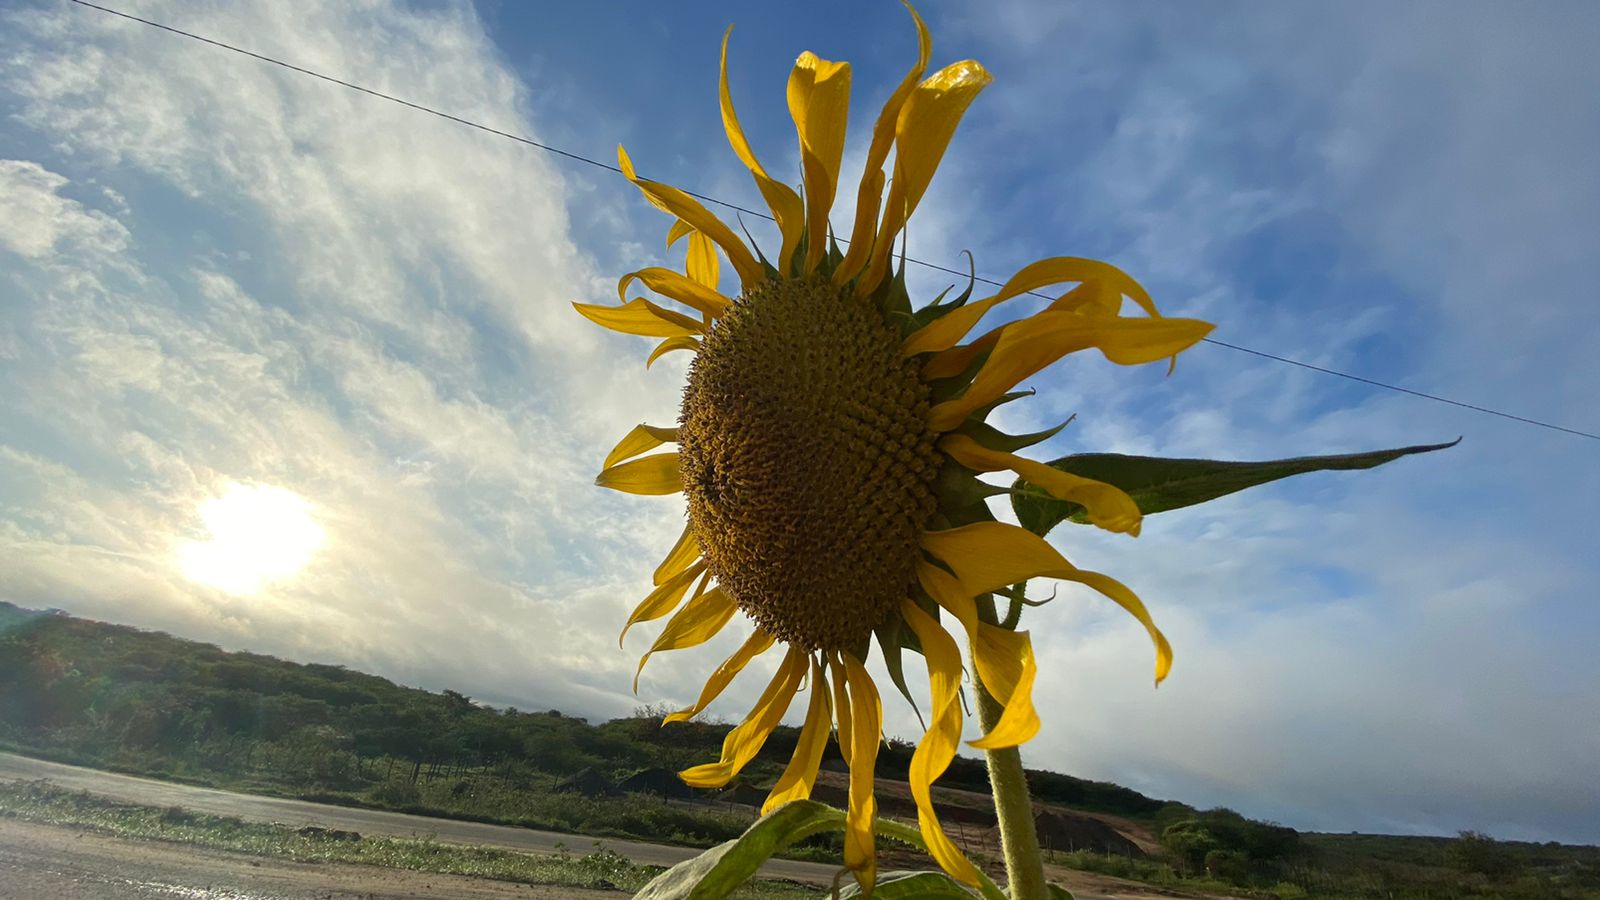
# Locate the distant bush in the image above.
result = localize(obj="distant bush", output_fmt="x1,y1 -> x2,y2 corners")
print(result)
1448,830 -> 1522,881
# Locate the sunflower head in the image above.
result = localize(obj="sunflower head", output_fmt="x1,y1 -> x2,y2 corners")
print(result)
578,4 -> 1214,891
681,275 -> 941,653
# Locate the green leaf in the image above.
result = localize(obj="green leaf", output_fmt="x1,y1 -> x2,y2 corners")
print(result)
1048,884 -> 1077,900
1013,439 -> 1459,537
634,800 -> 843,899
835,870 -> 981,898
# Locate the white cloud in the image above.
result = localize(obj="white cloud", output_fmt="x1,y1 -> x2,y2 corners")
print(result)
0,159 -> 129,258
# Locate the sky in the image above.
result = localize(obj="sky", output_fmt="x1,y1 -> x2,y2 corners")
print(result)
1,0 -> 1596,844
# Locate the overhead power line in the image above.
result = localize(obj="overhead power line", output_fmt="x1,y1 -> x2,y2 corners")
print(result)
65,0 -> 1599,443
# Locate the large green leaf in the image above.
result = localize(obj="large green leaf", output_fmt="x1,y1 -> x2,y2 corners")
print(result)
834,870 -> 981,898
634,800 -> 843,899
1012,440 -> 1458,537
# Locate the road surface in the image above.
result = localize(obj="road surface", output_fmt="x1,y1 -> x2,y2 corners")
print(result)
0,816 -> 618,899
0,752 -> 838,885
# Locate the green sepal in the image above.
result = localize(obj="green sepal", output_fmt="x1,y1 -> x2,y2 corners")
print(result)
1012,439 -> 1461,537
934,461 -> 1006,519
875,619 -> 925,731
634,800 -> 844,899
925,350 -> 992,404
956,415 -> 1076,454
968,389 -> 1034,423
905,250 -> 978,331
835,871 -> 983,898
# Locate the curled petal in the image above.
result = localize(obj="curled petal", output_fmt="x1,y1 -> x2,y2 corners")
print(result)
899,600 -> 983,885
619,267 -> 731,318
922,521 -> 1172,684
861,59 -> 992,295
940,433 -> 1142,535
967,624 -> 1040,749
647,336 -> 700,368
721,28 -> 806,273
595,452 -> 682,496
904,257 -> 1153,356
841,654 -> 882,891
686,231 -> 720,290
618,144 -> 763,288
787,51 -> 852,274
652,524 -> 700,585
679,648 -> 807,788
604,423 -> 678,470
620,561 -> 707,647
664,628 -> 776,725
666,218 -> 694,247
836,2 -> 931,285
634,586 -> 738,691
928,312 -> 1214,430
763,658 -> 831,814
574,297 -> 704,339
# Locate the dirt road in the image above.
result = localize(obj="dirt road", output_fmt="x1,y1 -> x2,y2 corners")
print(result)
0,753 -> 837,884
0,816 -> 615,899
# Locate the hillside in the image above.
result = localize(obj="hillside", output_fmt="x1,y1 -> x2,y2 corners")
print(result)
2,601 -> 1595,898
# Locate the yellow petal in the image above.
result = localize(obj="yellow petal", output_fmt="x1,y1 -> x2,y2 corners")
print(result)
666,218 -> 694,247
787,51 -> 852,274
686,231 -> 720,291
903,257 -> 1152,356
899,600 -> 983,885
634,586 -> 738,691
836,2 -> 930,285
763,658 -> 831,814
680,647 -> 806,788
595,452 -> 682,496
574,297 -> 705,339
653,524 -> 701,585
828,653 -> 854,768
920,280 -> 1120,379
619,267 -> 731,318
940,433 -> 1142,535
915,561 -> 1016,728
720,28 -> 805,274
922,521 -> 1172,684
647,336 -> 701,368
915,562 -> 979,642
618,144 -> 764,289
967,624 -> 1040,749
604,423 -> 679,471
841,653 -> 881,889
928,312 -> 1214,430
860,59 -> 992,295
664,628 -> 776,725
619,560 -> 707,647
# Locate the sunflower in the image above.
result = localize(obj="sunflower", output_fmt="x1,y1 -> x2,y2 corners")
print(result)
577,5 -> 1213,891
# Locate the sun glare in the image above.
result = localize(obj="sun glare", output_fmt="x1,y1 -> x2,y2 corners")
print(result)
178,482 -> 325,595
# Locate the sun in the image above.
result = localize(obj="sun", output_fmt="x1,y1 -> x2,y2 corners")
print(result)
178,482 -> 325,595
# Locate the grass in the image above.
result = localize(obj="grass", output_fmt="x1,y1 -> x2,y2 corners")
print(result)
0,779 -> 819,898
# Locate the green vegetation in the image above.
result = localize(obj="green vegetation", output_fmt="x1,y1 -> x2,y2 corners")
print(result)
0,780 -> 812,897
2,601 -> 1596,899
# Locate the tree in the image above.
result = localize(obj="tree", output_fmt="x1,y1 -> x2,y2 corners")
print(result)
1447,830 -> 1521,881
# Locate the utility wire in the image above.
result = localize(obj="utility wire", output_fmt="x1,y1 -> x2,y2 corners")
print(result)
65,0 -> 1600,443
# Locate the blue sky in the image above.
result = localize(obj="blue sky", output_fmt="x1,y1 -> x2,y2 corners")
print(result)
2,0 -> 1596,843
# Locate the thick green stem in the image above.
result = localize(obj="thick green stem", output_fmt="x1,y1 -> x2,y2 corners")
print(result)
976,599 -> 1049,900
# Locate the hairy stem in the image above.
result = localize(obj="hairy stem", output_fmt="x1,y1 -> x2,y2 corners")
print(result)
976,597 -> 1049,900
